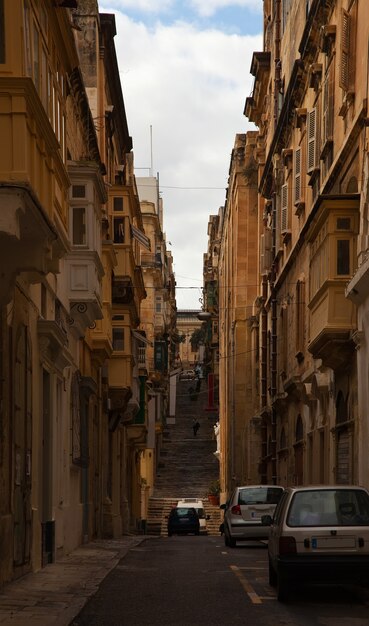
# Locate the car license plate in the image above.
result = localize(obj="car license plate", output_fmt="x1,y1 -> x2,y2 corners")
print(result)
311,536 -> 356,549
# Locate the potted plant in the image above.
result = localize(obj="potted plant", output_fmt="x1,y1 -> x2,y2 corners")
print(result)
208,479 -> 220,505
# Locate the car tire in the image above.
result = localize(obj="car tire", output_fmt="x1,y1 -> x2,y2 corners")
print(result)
268,556 -> 277,587
195,531 -> 200,536
168,532 -> 172,537
277,575 -> 288,602
224,525 -> 237,547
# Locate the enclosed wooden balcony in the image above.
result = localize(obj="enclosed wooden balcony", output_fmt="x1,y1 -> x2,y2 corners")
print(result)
0,78 -> 69,303
307,196 -> 359,368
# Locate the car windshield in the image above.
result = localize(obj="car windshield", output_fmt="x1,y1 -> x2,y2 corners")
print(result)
174,507 -> 197,518
287,489 -> 369,527
238,487 -> 283,505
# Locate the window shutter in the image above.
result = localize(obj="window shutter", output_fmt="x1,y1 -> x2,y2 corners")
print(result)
260,230 -> 272,273
307,108 -> 316,172
260,234 -> 266,274
323,67 -> 334,143
340,9 -> 350,90
294,147 -> 301,204
281,184 -> 288,232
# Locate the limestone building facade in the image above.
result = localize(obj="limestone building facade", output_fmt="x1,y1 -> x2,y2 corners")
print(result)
244,0 -> 369,489
0,0 -> 176,586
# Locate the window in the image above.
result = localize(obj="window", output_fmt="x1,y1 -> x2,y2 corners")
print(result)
296,280 -> 305,355
72,207 -> 86,245
112,328 -> 124,351
72,208 -> 86,245
337,239 -> 350,275
155,296 -> 162,313
72,185 -> 86,199
340,5 -> 357,92
296,414 -> 304,442
113,197 -> 124,212
323,63 -> 334,146
337,218 -> 351,230
281,183 -> 289,232
41,283 -> 47,318
294,147 -> 302,205
113,217 -> 125,243
307,108 -> 317,173
0,0 -> 4,63
23,1 -> 66,161
280,428 -> 287,450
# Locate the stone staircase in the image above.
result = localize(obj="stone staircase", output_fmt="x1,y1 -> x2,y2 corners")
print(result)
147,497 -> 222,536
147,378 -> 222,536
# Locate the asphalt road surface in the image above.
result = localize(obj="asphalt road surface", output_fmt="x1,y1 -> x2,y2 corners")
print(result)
71,536 -> 369,626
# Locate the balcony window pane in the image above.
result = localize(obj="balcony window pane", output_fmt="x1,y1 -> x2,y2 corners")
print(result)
113,217 -> 124,243
337,218 -> 350,230
337,239 -> 350,275
0,0 -> 5,63
113,197 -> 124,212
72,185 -> 86,198
73,207 -> 86,245
33,23 -> 39,92
112,328 -> 124,351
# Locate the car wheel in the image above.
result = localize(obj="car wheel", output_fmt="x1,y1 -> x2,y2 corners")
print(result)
228,536 -> 236,548
168,532 -> 172,537
268,556 -> 277,587
277,575 -> 288,602
195,531 -> 200,536
224,532 -> 230,547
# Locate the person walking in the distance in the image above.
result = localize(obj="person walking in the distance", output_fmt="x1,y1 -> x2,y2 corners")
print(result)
192,419 -> 200,436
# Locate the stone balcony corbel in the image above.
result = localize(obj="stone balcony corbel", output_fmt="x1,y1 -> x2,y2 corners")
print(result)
0,185 -> 66,305
38,319 -> 70,371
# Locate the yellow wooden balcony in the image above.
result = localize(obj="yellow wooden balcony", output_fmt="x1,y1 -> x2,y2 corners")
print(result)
308,281 -> 356,367
0,77 -> 69,302
307,195 -> 359,368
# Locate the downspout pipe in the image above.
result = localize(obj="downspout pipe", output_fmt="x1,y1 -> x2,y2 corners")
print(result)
270,0 -> 281,486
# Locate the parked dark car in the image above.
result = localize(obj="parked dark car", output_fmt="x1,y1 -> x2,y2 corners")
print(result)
221,484 -> 284,547
167,507 -> 200,536
262,485 -> 369,601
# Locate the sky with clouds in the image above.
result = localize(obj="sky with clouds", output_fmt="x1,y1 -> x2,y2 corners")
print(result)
99,0 -> 263,309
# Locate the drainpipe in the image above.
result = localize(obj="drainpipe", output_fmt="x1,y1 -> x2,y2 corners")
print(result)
260,277 -> 268,483
274,0 -> 282,131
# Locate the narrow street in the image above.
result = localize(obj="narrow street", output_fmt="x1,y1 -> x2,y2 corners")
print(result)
71,536 -> 369,626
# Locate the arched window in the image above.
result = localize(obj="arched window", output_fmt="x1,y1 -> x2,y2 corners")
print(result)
280,427 -> 287,450
336,390 -> 347,424
296,414 -> 304,442
267,435 -> 272,456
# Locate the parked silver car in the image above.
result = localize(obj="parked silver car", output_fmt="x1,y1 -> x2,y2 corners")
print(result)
263,485 -> 369,601
221,484 -> 284,547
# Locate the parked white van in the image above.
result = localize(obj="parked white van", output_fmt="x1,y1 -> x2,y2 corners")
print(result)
177,498 -> 208,534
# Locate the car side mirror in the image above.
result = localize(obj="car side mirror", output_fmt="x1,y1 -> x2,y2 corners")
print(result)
219,503 -> 226,510
261,514 -> 272,526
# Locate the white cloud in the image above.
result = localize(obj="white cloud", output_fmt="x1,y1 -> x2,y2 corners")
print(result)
101,0 -> 174,13
189,0 -> 262,18
100,8 -> 262,307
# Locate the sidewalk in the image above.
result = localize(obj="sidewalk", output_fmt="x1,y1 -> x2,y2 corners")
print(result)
0,536 -> 148,626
